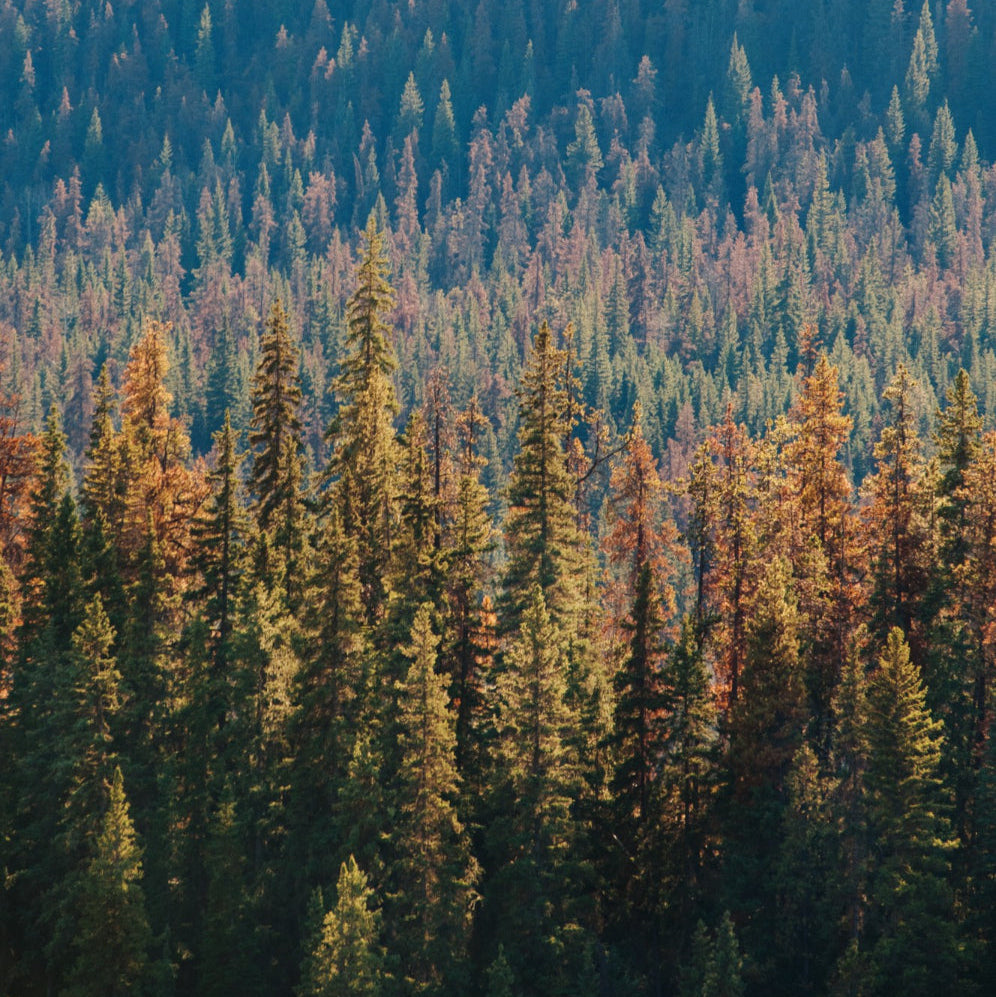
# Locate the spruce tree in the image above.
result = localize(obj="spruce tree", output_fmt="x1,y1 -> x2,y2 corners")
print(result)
388,603 -> 479,994
859,628 -> 960,995
64,767 -> 152,997
488,587 -> 582,993
299,856 -> 387,997
863,364 -> 933,648
442,398 -> 495,786
288,505 -> 366,895
193,411 -> 248,688
325,215 -> 400,626
248,299 -> 308,605
500,322 -> 586,638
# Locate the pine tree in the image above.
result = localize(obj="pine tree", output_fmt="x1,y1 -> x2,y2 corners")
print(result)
194,411 -> 248,687
609,561 -> 667,833
198,788 -> 251,997
388,603 -> 479,994
653,617 -> 718,957
299,856 -> 387,997
783,353 -> 855,750
289,505 -> 366,893
859,628 -> 960,996
863,364 -> 933,649
442,398 -> 495,784
64,767 -> 151,997
929,369 -> 982,836
726,557 -> 805,980
500,322 -> 586,637
248,299 -> 308,604
488,587 -> 581,993
326,216 -> 400,625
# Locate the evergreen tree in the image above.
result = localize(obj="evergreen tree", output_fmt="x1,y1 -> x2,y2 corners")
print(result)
858,628 -> 961,995
299,856 -> 387,997
783,352 -> 855,750
248,299 -> 308,604
193,411 -> 248,690
442,398 -> 495,785
388,603 -> 479,994
289,505 -> 367,896
726,557 -> 805,982
500,322 -> 586,637
863,364 -> 933,648
64,767 -> 151,997
488,587 -> 583,994
326,216 -> 400,626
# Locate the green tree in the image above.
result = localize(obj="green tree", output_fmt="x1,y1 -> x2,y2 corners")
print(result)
248,300 -> 308,604
442,398 -> 496,785
388,603 -> 479,994
500,322 -> 586,637
194,411 -> 248,695
326,216 -> 400,625
64,767 -> 151,997
488,587 -> 582,993
299,856 -> 387,997
863,364 -> 934,647
566,103 -> 603,184
858,628 -> 960,996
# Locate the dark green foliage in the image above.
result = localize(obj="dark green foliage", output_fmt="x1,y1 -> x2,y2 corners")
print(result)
5,2 -> 996,994
64,767 -> 151,997
299,857 -> 387,997
325,216 -> 399,626
249,300 -> 308,604
857,628 -> 961,996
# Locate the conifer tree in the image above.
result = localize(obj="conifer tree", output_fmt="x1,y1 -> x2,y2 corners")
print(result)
249,299 -> 308,604
119,319 -> 204,579
500,322 -> 585,637
198,788 -> 251,997
194,411 -> 248,685
326,215 -> 400,625
858,627 -> 960,995
442,398 -> 495,784
488,587 -> 581,992
299,856 -> 387,997
726,557 -> 805,975
289,505 -> 366,892
388,603 -> 479,994
653,617 -> 717,949
929,369 -> 982,834
64,767 -> 151,997
783,352 -> 855,749
863,364 -> 934,648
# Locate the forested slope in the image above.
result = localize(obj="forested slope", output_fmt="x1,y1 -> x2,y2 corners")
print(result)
1,1 -> 996,995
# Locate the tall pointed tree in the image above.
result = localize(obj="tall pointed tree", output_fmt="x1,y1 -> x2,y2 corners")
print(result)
863,364 -> 934,650
299,856 -> 387,997
859,627 -> 960,995
500,322 -> 586,637
388,603 -> 479,994
64,767 -> 152,997
326,215 -> 400,625
248,299 -> 308,604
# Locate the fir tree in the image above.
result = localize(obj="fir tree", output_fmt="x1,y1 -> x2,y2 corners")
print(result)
64,767 -> 151,997
859,628 -> 960,996
248,299 -> 308,604
326,216 -> 400,626
388,603 -> 479,994
500,322 -> 586,637
299,856 -> 387,997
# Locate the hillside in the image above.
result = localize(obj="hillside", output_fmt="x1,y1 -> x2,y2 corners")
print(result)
2,2 -> 996,995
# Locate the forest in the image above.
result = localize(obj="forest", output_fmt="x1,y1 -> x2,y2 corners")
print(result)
2,0 -> 996,994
